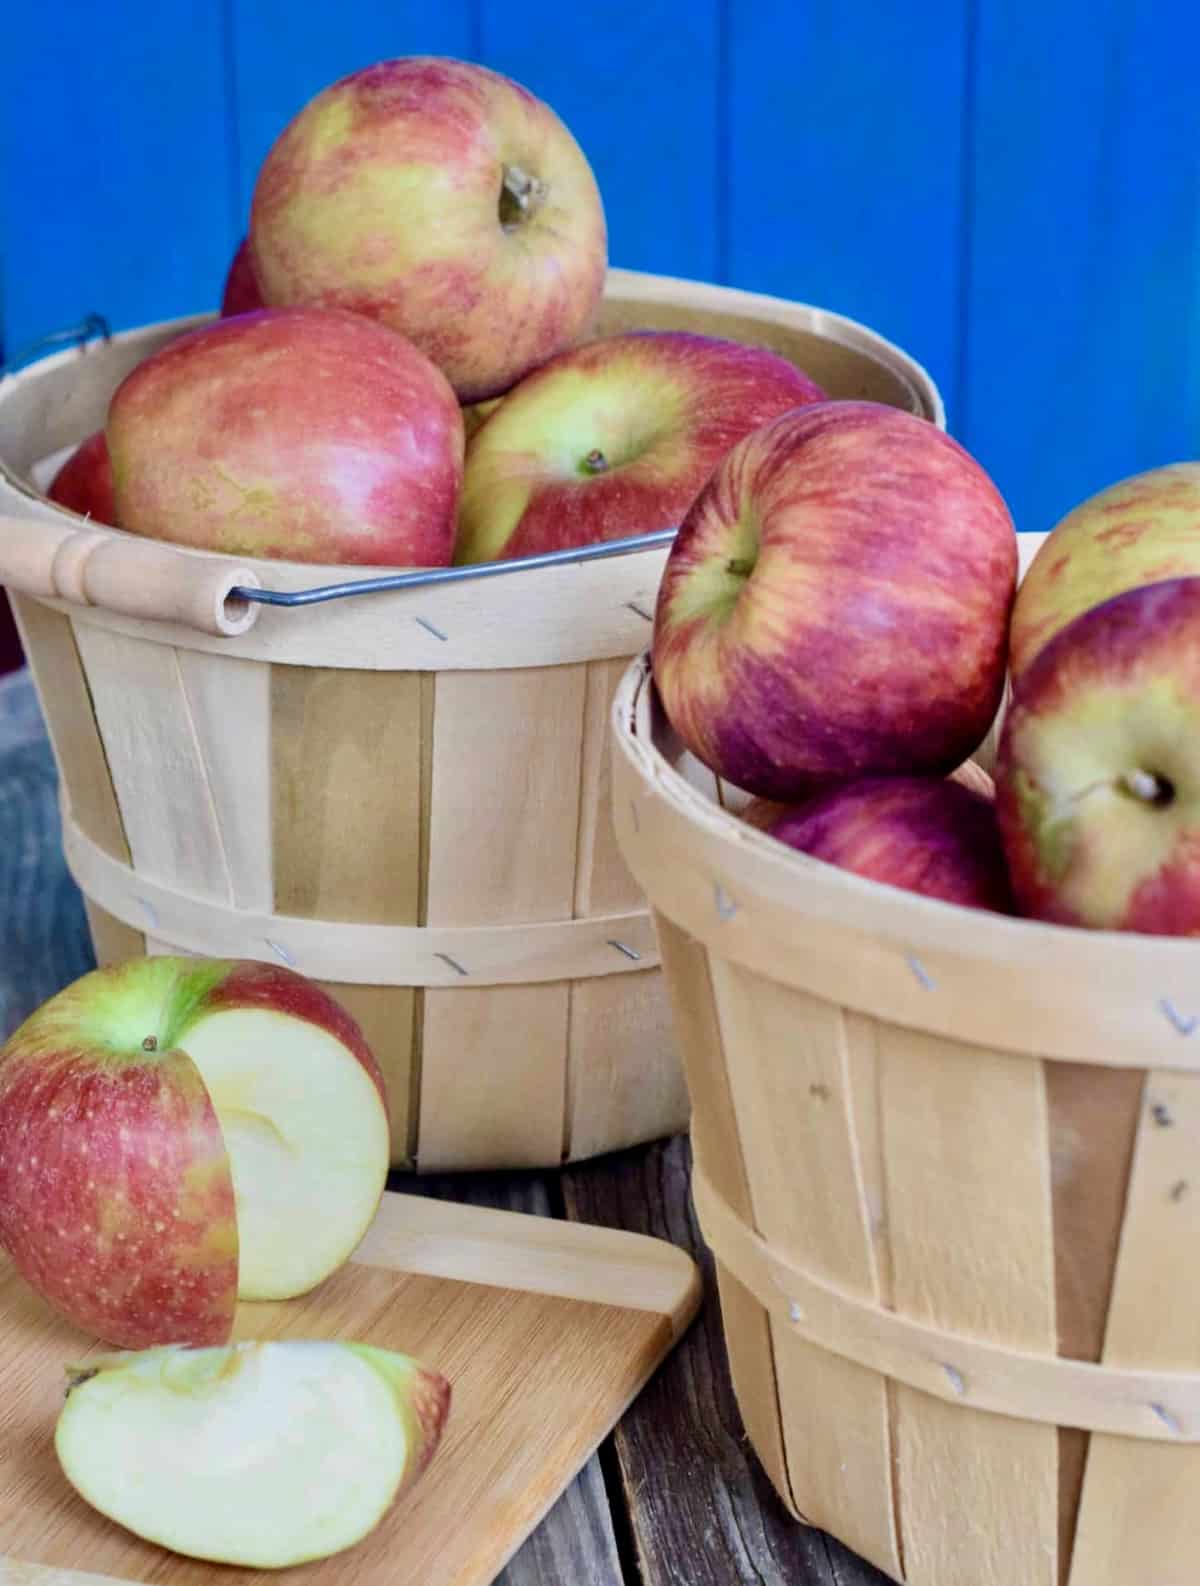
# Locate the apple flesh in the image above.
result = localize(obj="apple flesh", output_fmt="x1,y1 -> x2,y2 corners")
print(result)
250,56 -> 607,403
55,1339 -> 450,1568
762,775 -> 1015,912
455,331 -> 826,564
107,306 -> 463,566
1008,462 -> 1200,678
220,237 -> 264,316
0,957 -> 390,1346
997,576 -> 1200,932
46,430 -> 117,525
652,401 -> 1018,800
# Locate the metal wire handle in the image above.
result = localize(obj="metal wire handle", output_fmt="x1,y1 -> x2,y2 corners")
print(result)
0,313 -> 112,378
230,527 -> 679,610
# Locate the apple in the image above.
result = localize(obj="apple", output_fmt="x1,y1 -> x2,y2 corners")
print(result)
220,237 -> 264,316
0,956 -> 390,1348
455,331 -> 826,564
760,775 -> 1015,912
1009,462 -> 1200,678
46,430 -> 116,526
248,57 -> 607,403
106,306 -> 463,566
996,576 -> 1200,932
740,757 -> 994,835
56,1339 -> 450,1567
652,401 -> 1018,800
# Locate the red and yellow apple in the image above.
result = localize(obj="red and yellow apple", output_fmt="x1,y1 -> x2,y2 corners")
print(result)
997,576 -> 1200,932
57,1340 -> 450,1567
0,956 -> 390,1348
46,430 -> 116,525
220,237 -> 264,316
455,331 -> 826,564
652,401 -> 1018,800
761,775 -> 1015,912
1009,462 -> 1200,678
106,306 -> 463,566
249,56 -> 607,403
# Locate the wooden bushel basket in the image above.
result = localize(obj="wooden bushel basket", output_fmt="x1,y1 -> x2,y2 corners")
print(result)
611,648 -> 1200,1585
0,269 -> 942,1174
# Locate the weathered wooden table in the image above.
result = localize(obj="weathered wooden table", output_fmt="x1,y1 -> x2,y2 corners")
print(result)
0,667 -> 889,1586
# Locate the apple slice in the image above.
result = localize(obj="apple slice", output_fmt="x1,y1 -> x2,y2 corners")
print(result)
0,958 -> 390,1346
55,1340 -> 451,1568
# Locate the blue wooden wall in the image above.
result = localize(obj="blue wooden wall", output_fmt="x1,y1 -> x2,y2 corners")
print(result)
3,1 -> 1198,541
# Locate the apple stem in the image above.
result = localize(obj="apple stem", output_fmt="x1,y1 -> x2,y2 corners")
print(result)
500,164 -> 548,229
1119,768 -> 1172,806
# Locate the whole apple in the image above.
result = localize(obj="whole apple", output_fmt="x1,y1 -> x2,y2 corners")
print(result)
652,401 -> 1018,800
107,307 -> 463,566
455,331 -> 826,563
1009,462 -> 1200,678
220,237 -> 264,316
46,430 -> 116,525
997,576 -> 1200,932
0,956 -> 390,1347
762,775 -> 1015,912
57,1340 -> 450,1567
249,56 -> 607,403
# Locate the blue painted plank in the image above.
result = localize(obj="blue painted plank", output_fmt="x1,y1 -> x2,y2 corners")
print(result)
230,3 -> 474,220
963,1 -> 1200,537
477,0 -> 722,284
1,0 -> 235,352
726,0 -> 970,421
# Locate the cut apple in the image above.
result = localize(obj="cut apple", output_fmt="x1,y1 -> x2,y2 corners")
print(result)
0,957 -> 390,1347
55,1340 -> 451,1568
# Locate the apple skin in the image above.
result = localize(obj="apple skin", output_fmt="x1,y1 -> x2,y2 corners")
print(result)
0,958 -> 388,1349
46,430 -> 117,525
761,775 -> 1015,912
107,306 -> 464,566
249,56 -> 607,403
652,401 -> 1018,800
996,576 -> 1200,933
220,237 -> 264,316
1009,462 -> 1200,678
455,331 -> 826,564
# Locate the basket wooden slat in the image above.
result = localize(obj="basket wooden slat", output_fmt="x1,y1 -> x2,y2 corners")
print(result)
711,964 -> 902,1576
653,911 -> 796,1505
877,1025 -> 1057,1585
1,269 -> 943,1174
612,652 -> 1200,1585
1067,1069 -> 1200,1582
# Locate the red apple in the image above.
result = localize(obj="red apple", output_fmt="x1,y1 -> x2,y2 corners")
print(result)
1009,462 -> 1200,678
220,237 -> 264,316
996,576 -> 1200,932
249,56 -> 607,403
455,331 -> 826,564
0,957 -> 390,1348
652,401 -> 1018,800
761,775 -> 1015,912
107,307 -> 463,566
46,430 -> 117,525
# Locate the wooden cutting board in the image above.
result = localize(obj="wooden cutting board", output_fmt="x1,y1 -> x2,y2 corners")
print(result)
0,1189 -> 700,1586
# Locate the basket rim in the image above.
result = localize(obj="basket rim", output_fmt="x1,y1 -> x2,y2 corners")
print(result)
0,265 -> 944,589
611,652 -> 1200,1068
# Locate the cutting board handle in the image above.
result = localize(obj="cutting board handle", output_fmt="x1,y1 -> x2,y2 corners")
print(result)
0,515 -> 261,637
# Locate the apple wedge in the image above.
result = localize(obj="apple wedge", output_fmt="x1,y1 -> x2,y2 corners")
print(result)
0,957 -> 390,1346
55,1340 -> 451,1568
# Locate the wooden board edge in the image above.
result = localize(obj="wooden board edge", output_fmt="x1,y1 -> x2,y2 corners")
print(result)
352,1191 -> 702,1340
